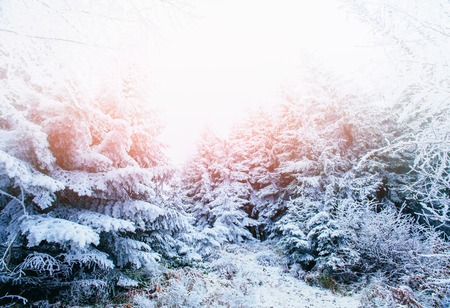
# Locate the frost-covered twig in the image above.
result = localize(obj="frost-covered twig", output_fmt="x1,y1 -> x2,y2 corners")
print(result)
0,28 -> 110,49
0,294 -> 28,305
0,233 -> 18,273
0,187 -> 28,216
356,140 -> 450,169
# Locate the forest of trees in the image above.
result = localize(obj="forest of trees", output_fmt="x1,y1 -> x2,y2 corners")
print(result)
1,0 -> 449,307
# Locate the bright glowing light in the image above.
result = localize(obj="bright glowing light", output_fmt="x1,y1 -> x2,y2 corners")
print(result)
146,0 -> 378,164
1,0 -> 380,164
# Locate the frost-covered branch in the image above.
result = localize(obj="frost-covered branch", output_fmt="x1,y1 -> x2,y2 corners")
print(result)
0,294 -> 28,305
0,233 -> 18,273
0,28 -> 109,49
356,140 -> 450,169
0,188 -> 28,216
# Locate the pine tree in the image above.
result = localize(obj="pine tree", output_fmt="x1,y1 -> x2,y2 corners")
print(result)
228,109 -> 283,238
0,37 -> 196,305
182,129 -> 255,248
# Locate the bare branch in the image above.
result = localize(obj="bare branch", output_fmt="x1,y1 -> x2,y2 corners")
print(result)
0,188 -> 28,216
0,28 -> 112,50
356,140 -> 450,169
382,3 -> 450,39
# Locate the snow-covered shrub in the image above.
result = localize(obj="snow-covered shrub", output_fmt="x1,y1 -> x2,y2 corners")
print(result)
256,250 -> 283,267
277,197 -> 450,304
63,279 -> 111,306
155,268 -> 209,307
289,263 -> 307,280
341,205 -> 417,278
212,259 -> 238,280
132,293 -> 156,308
153,255 -> 254,308
360,281 -> 422,308
335,201 -> 450,306
117,275 -> 140,288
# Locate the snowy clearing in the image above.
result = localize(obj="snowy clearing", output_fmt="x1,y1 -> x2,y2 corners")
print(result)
212,241 -> 361,308
151,241 -> 361,308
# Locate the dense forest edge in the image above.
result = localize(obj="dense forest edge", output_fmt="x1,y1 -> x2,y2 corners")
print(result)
1,0 -> 450,307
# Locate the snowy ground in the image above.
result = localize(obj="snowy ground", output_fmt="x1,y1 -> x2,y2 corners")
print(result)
147,241 -> 361,307
211,241 -> 360,308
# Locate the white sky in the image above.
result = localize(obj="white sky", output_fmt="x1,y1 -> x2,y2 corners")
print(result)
1,0 -> 380,165
144,0 -> 378,164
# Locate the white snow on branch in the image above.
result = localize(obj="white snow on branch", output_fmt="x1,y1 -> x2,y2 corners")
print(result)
21,215 -> 99,249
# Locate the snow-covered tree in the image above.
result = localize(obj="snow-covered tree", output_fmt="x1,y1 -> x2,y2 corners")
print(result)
228,109 -> 283,238
182,129 -> 255,250
343,0 -> 450,231
0,62 -> 198,305
0,2 -> 197,305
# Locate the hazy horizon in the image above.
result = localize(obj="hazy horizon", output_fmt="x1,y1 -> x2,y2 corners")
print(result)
145,0 -> 382,164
